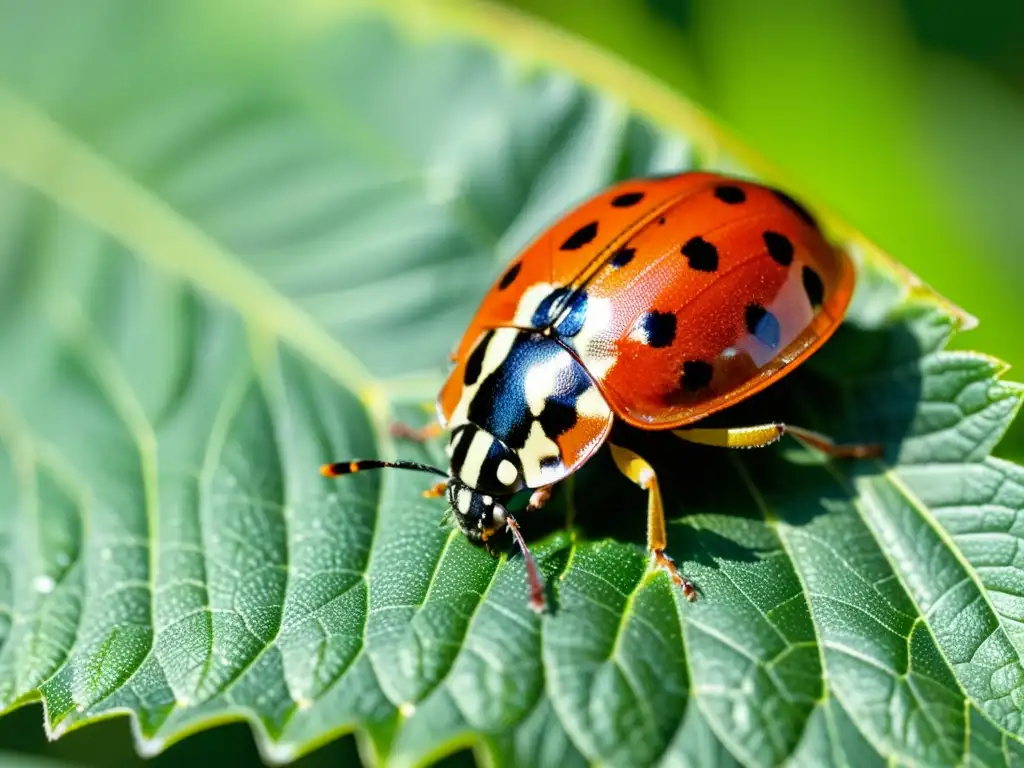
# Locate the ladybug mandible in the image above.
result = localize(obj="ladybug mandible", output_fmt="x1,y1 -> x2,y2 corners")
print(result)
322,172 -> 881,611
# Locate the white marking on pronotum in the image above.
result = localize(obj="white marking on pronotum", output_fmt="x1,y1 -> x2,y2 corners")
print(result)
457,488 -> 472,515
496,459 -> 519,487
460,429 -> 494,488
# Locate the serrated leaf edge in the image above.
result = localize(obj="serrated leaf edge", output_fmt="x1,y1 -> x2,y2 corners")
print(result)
0,3 -> 1017,767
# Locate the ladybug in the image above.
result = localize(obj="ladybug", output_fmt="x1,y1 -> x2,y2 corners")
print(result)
322,172 -> 880,611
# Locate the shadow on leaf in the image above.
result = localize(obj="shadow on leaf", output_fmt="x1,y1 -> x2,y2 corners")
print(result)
546,286 -> 927,593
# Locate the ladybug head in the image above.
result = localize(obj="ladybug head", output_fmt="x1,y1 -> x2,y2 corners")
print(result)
319,428 -> 545,611
443,475 -> 544,611
445,478 -> 509,545
442,423 -> 525,544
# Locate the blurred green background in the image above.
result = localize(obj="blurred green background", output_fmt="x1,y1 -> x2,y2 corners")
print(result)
501,0 -> 1024,461
2,0 -> 1022,764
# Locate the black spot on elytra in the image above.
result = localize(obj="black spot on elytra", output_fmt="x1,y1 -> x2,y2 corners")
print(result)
561,221 -> 598,250
538,399 -> 578,438
498,261 -> 521,290
772,189 -> 817,228
681,236 -> 719,272
641,311 -> 677,348
714,185 -> 746,204
657,216 -> 666,225
763,231 -> 794,266
463,330 -> 493,387
611,247 -> 635,268
745,304 -> 781,349
611,191 -> 645,207
681,360 -> 713,391
803,266 -> 825,307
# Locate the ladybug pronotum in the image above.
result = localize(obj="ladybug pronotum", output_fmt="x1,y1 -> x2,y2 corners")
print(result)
322,172 -> 880,611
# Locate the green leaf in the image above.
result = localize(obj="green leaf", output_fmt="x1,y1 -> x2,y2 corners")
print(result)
0,1 -> 1021,766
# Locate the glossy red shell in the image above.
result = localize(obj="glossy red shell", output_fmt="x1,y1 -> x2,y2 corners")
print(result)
440,171 -> 854,436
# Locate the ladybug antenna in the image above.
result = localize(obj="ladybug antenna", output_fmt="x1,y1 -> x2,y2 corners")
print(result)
320,459 -> 449,479
505,514 -> 546,613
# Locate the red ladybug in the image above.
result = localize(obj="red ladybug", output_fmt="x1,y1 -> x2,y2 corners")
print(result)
322,172 -> 880,611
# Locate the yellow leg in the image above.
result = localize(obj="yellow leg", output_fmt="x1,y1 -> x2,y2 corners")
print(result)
673,423 -> 882,459
609,444 -> 697,602
390,420 -> 444,443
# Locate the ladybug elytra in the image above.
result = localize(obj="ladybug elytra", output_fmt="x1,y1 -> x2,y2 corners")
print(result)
322,171 -> 880,611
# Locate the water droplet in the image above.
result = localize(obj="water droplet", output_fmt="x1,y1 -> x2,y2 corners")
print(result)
267,743 -> 296,763
139,737 -> 165,758
33,575 -> 55,594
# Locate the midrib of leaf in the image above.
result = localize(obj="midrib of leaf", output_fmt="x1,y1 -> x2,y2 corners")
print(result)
0,84 -> 385,424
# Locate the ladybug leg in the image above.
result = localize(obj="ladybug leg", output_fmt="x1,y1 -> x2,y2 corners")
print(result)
389,420 -> 444,443
609,444 -> 697,603
673,423 -> 882,459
